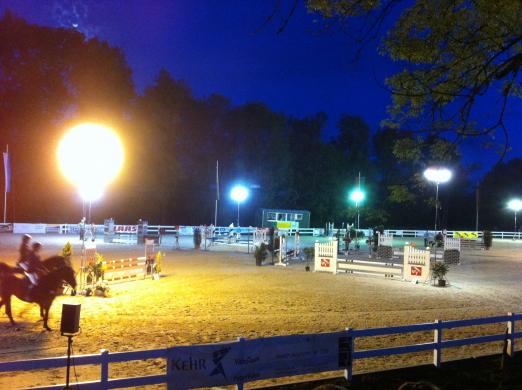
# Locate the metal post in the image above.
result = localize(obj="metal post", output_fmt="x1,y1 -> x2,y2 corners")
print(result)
237,202 -> 240,227
514,211 -> 517,240
475,183 -> 479,231
3,144 -> 8,223
65,336 -> 73,389
434,183 -> 439,231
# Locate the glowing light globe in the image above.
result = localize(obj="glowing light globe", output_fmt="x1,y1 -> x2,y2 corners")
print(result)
230,185 -> 249,203
57,123 -> 124,200
508,199 -> 522,212
350,189 -> 365,203
423,167 -> 452,184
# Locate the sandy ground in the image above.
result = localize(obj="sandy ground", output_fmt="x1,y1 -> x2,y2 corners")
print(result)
0,233 -> 521,389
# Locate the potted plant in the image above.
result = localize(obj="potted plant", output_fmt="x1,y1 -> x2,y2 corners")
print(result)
431,262 -> 449,287
254,243 -> 267,266
483,230 -> 493,250
303,246 -> 314,271
193,227 -> 202,249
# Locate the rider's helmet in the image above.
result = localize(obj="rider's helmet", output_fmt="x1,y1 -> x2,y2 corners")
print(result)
22,234 -> 32,242
32,242 -> 42,251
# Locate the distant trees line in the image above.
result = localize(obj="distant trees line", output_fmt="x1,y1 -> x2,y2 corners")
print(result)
0,12 -> 520,230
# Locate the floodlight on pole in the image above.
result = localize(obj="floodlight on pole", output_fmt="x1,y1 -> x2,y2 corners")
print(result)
58,123 -> 124,293
57,123 -> 124,222
230,185 -> 249,227
507,198 -> 522,239
349,172 -> 366,249
423,167 -> 452,231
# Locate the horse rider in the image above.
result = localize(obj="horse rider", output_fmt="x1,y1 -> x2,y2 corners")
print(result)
19,242 -> 47,299
17,234 -> 32,268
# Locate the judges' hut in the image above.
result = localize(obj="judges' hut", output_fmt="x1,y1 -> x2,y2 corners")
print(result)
259,209 -> 311,229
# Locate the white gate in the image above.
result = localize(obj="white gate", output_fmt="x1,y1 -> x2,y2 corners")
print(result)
254,228 -> 268,247
403,245 -> 430,282
314,239 -> 338,274
378,232 -> 393,247
444,237 -> 461,251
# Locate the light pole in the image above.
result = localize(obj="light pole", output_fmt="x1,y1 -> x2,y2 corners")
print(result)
58,123 -> 124,290
349,186 -> 365,249
423,167 -> 452,231
230,185 -> 249,227
507,199 -> 522,239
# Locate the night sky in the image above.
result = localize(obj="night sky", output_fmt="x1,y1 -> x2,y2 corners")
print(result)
1,0 -> 521,177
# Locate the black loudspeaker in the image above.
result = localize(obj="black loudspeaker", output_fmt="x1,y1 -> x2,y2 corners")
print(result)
61,303 -> 81,335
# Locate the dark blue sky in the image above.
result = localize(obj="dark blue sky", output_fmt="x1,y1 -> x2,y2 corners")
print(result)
2,1 -> 520,176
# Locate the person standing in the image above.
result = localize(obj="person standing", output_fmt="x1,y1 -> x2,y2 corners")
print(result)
91,223 -> 96,242
79,217 -> 86,241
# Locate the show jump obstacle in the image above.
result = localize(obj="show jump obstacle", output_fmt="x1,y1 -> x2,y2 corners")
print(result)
314,240 -> 431,282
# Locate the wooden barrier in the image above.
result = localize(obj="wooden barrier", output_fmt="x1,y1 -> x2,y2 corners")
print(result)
314,239 -> 338,273
103,257 -> 147,283
403,245 -> 430,283
337,258 -> 402,278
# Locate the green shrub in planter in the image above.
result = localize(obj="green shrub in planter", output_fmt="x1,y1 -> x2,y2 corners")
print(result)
435,232 -> 444,248
431,262 -> 449,287
483,230 -> 493,249
254,243 -> 267,266
303,246 -> 314,271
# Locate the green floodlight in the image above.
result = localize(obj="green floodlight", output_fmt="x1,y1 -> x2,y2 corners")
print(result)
508,198 -> 522,237
349,189 -> 365,204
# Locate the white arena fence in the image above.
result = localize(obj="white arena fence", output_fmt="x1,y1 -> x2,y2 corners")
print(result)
0,313 -> 520,389
3,223 -> 522,240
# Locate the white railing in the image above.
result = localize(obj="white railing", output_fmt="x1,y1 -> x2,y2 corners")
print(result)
0,313 -> 520,389
2,223 -> 521,240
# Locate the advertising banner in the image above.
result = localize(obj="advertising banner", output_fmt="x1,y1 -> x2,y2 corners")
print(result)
114,225 -> 138,234
13,223 -> 47,234
167,332 -> 345,389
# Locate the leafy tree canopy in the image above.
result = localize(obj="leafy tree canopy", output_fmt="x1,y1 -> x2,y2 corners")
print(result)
306,0 -> 522,159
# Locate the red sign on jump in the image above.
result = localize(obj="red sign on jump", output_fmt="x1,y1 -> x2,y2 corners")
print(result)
411,266 -> 422,276
321,258 -> 330,268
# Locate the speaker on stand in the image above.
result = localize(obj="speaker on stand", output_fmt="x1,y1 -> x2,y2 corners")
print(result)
61,303 -> 81,389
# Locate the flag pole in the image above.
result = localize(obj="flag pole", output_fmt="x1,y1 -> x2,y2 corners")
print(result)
214,160 -> 219,227
3,145 -> 8,223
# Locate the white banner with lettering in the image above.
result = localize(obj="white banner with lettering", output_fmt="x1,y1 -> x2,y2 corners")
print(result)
167,331 -> 346,388
13,223 -> 47,234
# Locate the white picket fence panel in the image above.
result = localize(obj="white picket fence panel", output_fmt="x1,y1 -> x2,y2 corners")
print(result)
253,228 -> 268,247
314,239 -> 338,273
1,313 -> 520,389
444,237 -> 461,251
378,232 -> 393,247
403,245 -> 431,283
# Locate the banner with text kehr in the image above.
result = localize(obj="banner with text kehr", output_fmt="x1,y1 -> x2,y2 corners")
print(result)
167,331 -> 345,389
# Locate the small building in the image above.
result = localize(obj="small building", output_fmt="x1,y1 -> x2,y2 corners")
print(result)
259,208 -> 311,229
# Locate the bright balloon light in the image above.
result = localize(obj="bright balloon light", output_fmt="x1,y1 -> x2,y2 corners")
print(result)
423,167 -> 452,184
57,123 -> 124,199
350,189 -> 365,203
230,185 -> 249,203
508,199 -> 522,212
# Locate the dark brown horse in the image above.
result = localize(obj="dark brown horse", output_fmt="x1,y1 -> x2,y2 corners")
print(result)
0,256 -> 77,330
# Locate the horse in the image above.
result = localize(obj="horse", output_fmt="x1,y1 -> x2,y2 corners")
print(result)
0,256 -> 77,331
